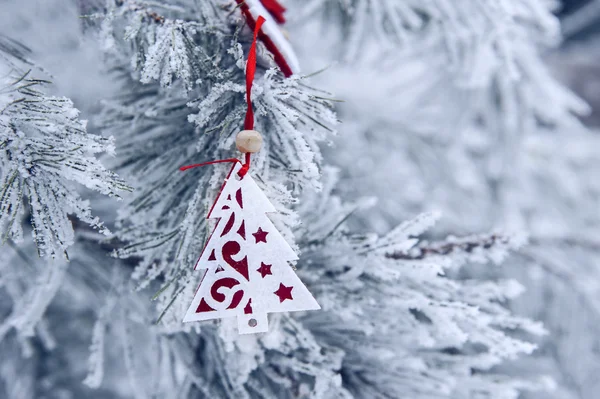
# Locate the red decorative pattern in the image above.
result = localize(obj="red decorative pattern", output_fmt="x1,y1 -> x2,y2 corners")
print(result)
252,227 -> 269,243
244,299 -> 253,314
237,220 -> 246,239
196,276 -> 245,313
184,163 -> 320,333
274,283 -> 293,302
221,213 -> 236,236
235,188 -> 244,208
196,298 -> 214,313
222,241 -> 249,280
257,262 -> 272,278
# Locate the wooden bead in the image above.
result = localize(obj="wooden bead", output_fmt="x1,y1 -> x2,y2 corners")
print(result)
235,130 -> 263,153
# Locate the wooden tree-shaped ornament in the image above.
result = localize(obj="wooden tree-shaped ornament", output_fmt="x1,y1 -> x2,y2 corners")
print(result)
183,162 -> 320,334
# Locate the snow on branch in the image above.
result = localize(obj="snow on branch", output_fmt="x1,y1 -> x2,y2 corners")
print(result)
0,38 -> 129,258
73,170 -> 545,398
389,231 -> 528,266
289,170 -> 547,398
294,0 -> 560,85
96,1 -> 336,310
52,2 -> 548,398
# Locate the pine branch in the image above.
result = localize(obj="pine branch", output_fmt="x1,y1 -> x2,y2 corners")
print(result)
0,43 -> 130,257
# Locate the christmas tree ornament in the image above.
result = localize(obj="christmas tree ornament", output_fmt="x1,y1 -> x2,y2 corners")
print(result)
235,0 -> 300,77
180,16 -> 319,334
181,160 -> 320,333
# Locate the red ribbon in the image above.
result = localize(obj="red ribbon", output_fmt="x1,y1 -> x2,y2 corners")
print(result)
235,0 -> 293,77
260,0 -> 286,24
244,15 -> 264,131
180,16 -> 266,178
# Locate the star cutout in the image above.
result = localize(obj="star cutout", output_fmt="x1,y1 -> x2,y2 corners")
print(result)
274,283 -> 293,303
252,227 -> 269,243
257,262 -> 272,278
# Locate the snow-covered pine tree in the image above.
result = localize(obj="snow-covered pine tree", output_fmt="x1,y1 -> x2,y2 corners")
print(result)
288,1 -> 600,398
0,0 -> 556,397
0,35 -> 128,258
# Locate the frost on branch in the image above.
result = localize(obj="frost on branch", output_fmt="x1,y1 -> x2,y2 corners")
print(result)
288,169 -> 547,398
0,238 -> 145,398
3,170 -> 541,399
96,1 -> 335,317
0,240 -> 68,344
28,2 -> 547,398
0,37 -> 129,258
295,0 -> 560,85
293,0 -> 590,396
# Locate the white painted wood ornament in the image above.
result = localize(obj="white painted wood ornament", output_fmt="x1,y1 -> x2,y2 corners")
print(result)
183,162 -> 320,333
180,16 -> 319,334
